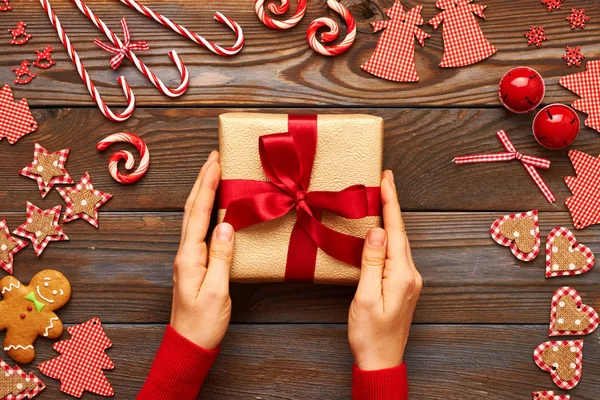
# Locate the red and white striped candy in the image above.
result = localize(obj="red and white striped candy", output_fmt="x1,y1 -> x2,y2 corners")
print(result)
307,0 -> 356,56
96,133 -> 150,185
255,0 -> 307,30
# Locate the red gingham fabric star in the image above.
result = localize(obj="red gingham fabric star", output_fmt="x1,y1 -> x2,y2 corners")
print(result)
0,358 -> 46,399
490,210 -> 540,262
564,150 -> 600,229
361,1 -> 429,82
541,0 -> 563,12
562,46 -> 584,68
38,318 -> 114,398
57,172 -> 112,228
0,85 -> 37,145
533,340 -> 583,390
560,61 -> 600,134
533,391 -> 570,400
545,227 -> 594,278
20,143 -> 74,199
567,8 -> 589,30
549,287 -> 598,337
429,0 -> 497,68
0,219 -> 28,275
13,202 -> 68,257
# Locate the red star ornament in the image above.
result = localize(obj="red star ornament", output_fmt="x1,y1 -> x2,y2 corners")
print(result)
13,202 -> 68,257
560,60 -> 600,133
57,173 -> 112,228
0,85 -> 37,144
564,150 -> 600,229
20,143 -> 74,198
0,219 -> 28,275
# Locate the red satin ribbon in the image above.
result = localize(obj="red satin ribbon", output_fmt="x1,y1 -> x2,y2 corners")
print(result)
219,115 -> 381,282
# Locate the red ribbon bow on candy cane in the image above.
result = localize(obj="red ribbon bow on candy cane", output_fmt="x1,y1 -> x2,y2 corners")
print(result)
94,19 -> 149,70
219,115 -> 381,282
453,130 -> 556,203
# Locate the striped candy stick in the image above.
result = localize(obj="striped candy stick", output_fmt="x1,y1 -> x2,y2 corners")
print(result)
96,133 -> 150,185
307,0 -> 356,56
256,0 -> 307,30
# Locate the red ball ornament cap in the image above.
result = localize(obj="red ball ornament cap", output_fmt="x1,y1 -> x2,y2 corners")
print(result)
499,67 -> 545,113
533,104 -> 580,150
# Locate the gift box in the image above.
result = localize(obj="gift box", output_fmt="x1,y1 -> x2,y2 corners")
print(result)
218,113 -> 383,285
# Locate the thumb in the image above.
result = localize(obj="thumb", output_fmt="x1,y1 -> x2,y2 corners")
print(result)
202,223 -> 235,296
355,228 -> 387,303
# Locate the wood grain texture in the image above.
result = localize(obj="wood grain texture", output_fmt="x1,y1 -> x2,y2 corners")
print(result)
0,0 -> 598,107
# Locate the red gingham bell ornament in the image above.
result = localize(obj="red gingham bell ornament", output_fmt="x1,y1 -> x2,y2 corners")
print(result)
498,67 -> 545,113
533,104 -> 580,150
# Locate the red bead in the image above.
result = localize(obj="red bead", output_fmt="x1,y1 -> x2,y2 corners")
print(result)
27,305 -> 32,311
499,67 -> 545,113
20,314 -> 25,319
533,104 -> 580,150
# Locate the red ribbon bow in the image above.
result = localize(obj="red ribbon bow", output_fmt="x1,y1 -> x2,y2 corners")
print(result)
219,115 -> 381,282
94,18 -> 149,70
453,130 -> 555,203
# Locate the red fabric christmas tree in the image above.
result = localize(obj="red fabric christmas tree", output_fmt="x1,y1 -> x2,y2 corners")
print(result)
564,150 -> 600,230
0,85 -> 37,144
560,60 -> 600,133
38,318 -> 114,398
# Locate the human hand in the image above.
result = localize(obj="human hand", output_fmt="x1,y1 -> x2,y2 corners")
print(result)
348,170 -> 422,371
170,151 -> 234,350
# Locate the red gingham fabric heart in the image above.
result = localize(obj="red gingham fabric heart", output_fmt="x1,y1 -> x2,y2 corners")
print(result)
12,202 -> 68,257
0,85 -> 37,145
533,391 -> 570,400
549,287 -> 599,337
0,358 -> 46,399
57,172 -> 112,229
428,0 -> 497,68
0,219 -> 28,275
564,150 -> 600,230
20,143 -> 74,199
533,340 -> 583,390
545,227 -> 594,278
490,210 -> 540,262
560,60 -> 600,134
38,318 -> 114,398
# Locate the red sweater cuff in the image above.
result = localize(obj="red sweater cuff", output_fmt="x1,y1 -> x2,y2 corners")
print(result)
137,325 -> 220,400
352,363 -> 408,400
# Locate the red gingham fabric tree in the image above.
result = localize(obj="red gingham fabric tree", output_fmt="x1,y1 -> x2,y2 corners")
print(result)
38,318 -> 114,398
361,1 -> 429,82
0,85 -> 37,144
564,150 -> 600,229
429,0 -> 497,68
560,60 -> 600,134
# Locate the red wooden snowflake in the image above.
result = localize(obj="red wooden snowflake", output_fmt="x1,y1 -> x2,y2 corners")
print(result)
541,0 -> 563,12
567,8 -> 589,29
525,26 -> 547,48
563,46 -> 584,67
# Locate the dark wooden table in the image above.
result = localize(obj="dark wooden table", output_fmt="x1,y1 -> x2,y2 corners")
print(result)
0,0 -> 599,398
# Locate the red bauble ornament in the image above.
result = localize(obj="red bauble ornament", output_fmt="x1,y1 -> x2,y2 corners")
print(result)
498,67 -> 545,113
533,104 -> 580,150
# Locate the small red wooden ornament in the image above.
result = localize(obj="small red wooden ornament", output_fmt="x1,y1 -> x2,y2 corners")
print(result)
533,104 -> 580,150
499,67 -> 545,113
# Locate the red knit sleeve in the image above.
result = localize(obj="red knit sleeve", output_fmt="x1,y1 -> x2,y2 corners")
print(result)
352,363 -> 409,400
137,325 -> 220,400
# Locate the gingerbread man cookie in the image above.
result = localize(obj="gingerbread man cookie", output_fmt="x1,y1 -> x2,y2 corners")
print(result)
0,270 -> 71,363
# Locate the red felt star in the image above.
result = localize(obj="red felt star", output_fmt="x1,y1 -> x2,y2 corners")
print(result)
525,26 -> 547,48
57,173 -> 112,228
563,46 -> 584,67
13,202 -> 69,257
20,143 -> 74,198
0,85 -> 37,144
0,219 -> 28,275
560,60 -> 600,133
564,150 -> 600,229
541,0 -> 563,12
567,8 -> 589,30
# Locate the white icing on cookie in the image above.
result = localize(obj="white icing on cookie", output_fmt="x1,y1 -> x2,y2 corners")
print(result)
1,281 -> 20,294
4,345 -> 33,351
36,286 -> 54,303
44,317 -> 59,337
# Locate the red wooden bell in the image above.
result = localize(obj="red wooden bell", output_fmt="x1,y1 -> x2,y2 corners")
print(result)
498,67 -> 545,113
533,104 -> 580,150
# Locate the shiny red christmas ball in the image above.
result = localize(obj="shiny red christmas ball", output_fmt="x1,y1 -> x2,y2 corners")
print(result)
533,104 -> 580,150
498,67 -> 545,113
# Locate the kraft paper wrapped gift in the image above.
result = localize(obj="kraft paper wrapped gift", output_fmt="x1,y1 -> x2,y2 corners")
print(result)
217,113 -> 383,285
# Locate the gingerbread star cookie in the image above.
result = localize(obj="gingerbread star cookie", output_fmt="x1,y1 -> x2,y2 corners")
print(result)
0,219 -> 28,275
13,202 -> 68,257
549,287 -> 598,337
533,391 -> 570,400
20,143 -> 74,198
533,340 -> 583,390
57,172 -> 112,228
490,210 -> 540,261
546,227 -> 594,278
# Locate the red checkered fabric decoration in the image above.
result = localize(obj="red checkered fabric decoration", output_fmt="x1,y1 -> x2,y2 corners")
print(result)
428,0 -> 496,68
545,227 -> 594,278
533,340 -> 583,390
0,85 -> 37,144
560,60 -> 600,134
549,287 -> 598,337
0,358 -> 45,399
57,172 -> 112,228
567,8 -> 589,30
0,219 -> 28,275
541,0 -> 563,12
490,210 -> 540,261
533,391 -> 570,400
13,202 -> 68,257
38,318 -> 114,398
564,150 -> 600,229
20,143 -> 74,199
361,1 -> 429,82
562,46 -> 584,68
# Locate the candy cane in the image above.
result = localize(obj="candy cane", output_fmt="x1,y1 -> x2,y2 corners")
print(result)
255,0 -> 307,30
120,0 -> 244,56
96,133 -> 149,184
71,0 -> 189,98
39,0 -> 135,122
307,0 -> 356,56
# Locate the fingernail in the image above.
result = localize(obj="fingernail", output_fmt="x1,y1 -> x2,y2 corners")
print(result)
216,223 -> 233,242
386,170 -> 395,187
207,151 -> 217,162
367,228 -> 386,247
